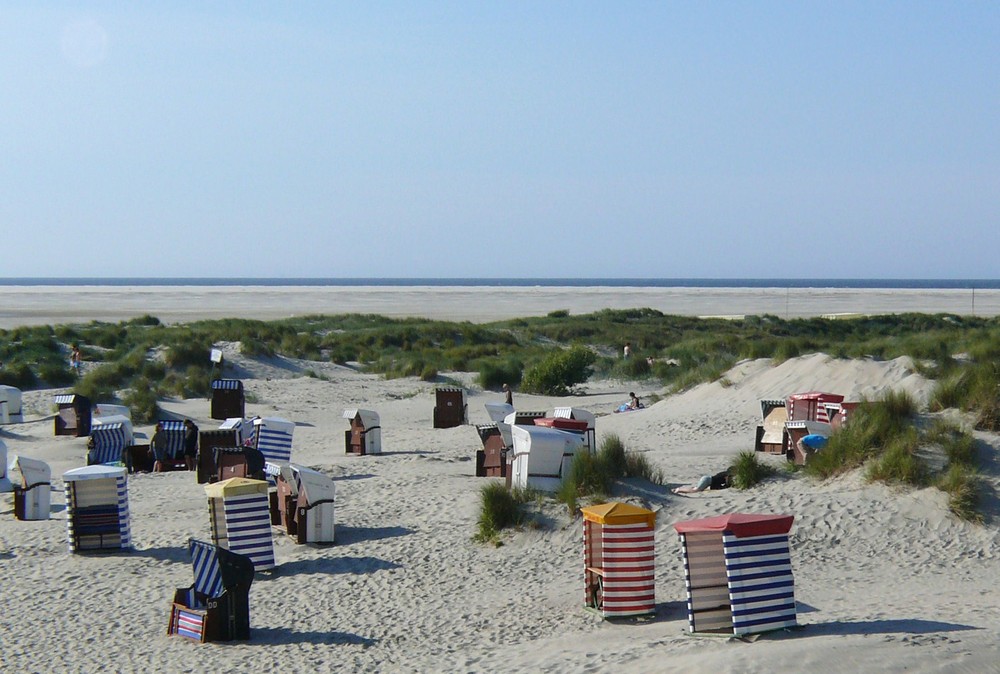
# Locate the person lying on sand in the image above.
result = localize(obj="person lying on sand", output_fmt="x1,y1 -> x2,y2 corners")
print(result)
672,469 -> 731,494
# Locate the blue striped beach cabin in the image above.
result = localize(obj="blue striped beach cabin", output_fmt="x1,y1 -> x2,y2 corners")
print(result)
205,477 -> 275,572
63,465 -> 132,553
168,538 -> 255,642
674,513 -> 796,636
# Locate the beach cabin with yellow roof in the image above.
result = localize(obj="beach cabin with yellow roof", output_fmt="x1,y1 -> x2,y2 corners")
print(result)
205,477 -> 275,571
580,502 -> 656,619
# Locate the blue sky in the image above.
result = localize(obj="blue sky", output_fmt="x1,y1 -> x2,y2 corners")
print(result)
3,2 -> 997,279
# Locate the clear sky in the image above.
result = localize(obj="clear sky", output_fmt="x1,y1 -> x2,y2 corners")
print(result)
3,2 -> 998,279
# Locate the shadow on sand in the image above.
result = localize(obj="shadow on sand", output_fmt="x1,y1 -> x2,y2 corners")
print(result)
248,626 -> 377,647
275,555 -> 402,577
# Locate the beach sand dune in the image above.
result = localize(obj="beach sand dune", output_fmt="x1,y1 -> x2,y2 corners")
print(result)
3,347 -> 999,673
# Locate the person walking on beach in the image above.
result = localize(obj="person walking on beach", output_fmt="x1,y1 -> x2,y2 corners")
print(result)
70,344 -> 82,374
503,383 -> 513,406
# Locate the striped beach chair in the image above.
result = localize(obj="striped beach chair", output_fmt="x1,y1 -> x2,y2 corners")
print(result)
63,465 -> 131,553
153,420 -> 189,471
210,379 -> 245,420
168,539 -> 255,642
54,393 -> 92,437
253,417 -> 294,465
205,478 -> 276,572
674,513 -> 797,636
581,502 -> 656,619
88,422 -> 128,465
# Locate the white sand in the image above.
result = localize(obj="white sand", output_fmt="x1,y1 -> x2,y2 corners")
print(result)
2,294 -> 999,673
0,284 -> 998,328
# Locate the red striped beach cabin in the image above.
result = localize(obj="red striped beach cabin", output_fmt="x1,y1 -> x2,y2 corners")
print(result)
581,502 -> 656,619
785,391 -> 844,423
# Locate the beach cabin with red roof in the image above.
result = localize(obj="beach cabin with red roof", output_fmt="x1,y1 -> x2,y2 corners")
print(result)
674,513 -> 797,636
786,391 -> 844,423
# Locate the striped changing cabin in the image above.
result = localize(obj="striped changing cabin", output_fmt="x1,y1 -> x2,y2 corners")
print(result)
674,513 -> 796,636
63,465 -> 131,553
580,502 -> 656,618
205,477 -> 275,572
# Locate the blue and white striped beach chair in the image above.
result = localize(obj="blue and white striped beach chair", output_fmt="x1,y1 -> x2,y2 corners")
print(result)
88,422 -> 128,465
253,417 -> 294,465
168,538 -> 255,642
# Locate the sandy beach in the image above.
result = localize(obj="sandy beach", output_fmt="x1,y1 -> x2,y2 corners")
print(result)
1,284 -> 998,328
2,290 -> 999,673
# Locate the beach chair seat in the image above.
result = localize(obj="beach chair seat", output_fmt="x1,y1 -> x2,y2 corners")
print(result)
475,424 -> 508,478
12,456 -> 52,520
153,420 -> 189,471
214,446 -> 266,482
210,379 -> 245,420
88,422 -> 129,465
252,417 -> 294,466
168,539 -> 255,642
274,464 -> 336,544
433,387 -> 467,428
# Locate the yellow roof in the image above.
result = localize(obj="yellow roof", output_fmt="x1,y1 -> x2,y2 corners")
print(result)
204,477 -> 269,498
580,501 -> 656,526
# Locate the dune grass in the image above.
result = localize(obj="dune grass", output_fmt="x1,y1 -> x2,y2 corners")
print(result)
475,482 -> 533,545
4,310 -> 1000,438
728,451 -> 778,490
556,434 -> 665,513
807,394 -> 986,521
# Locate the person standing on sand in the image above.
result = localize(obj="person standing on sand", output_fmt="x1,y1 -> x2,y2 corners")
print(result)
70,344 -> 82,373
503,383 -> 513,406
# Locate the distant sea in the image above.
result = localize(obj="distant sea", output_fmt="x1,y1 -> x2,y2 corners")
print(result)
1,278 -> 998,289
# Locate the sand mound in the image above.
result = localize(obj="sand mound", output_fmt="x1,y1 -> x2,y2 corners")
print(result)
2,352 -> 998,673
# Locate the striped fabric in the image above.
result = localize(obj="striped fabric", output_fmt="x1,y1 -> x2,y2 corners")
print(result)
680,531 -> 732,633
173,608 -> 206,640
255,426 -> 292,464
189,539 -> 224,599
723,532 -> 797,636
156,421 -> 187,460
53,394 -> 78,404
678,529 -> 796,635
89,423 -> 127,465
65,474 -> 131,552
211,379 -> 242,391
589,521 -> 655,617
221,492 -> 275,571
220,418 -> 254,445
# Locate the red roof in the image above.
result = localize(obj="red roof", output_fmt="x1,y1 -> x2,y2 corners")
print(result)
673,513 -> 794,538
787,391 -> 844,403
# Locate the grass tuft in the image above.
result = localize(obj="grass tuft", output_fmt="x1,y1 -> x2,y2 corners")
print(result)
728,451 -> 777,490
